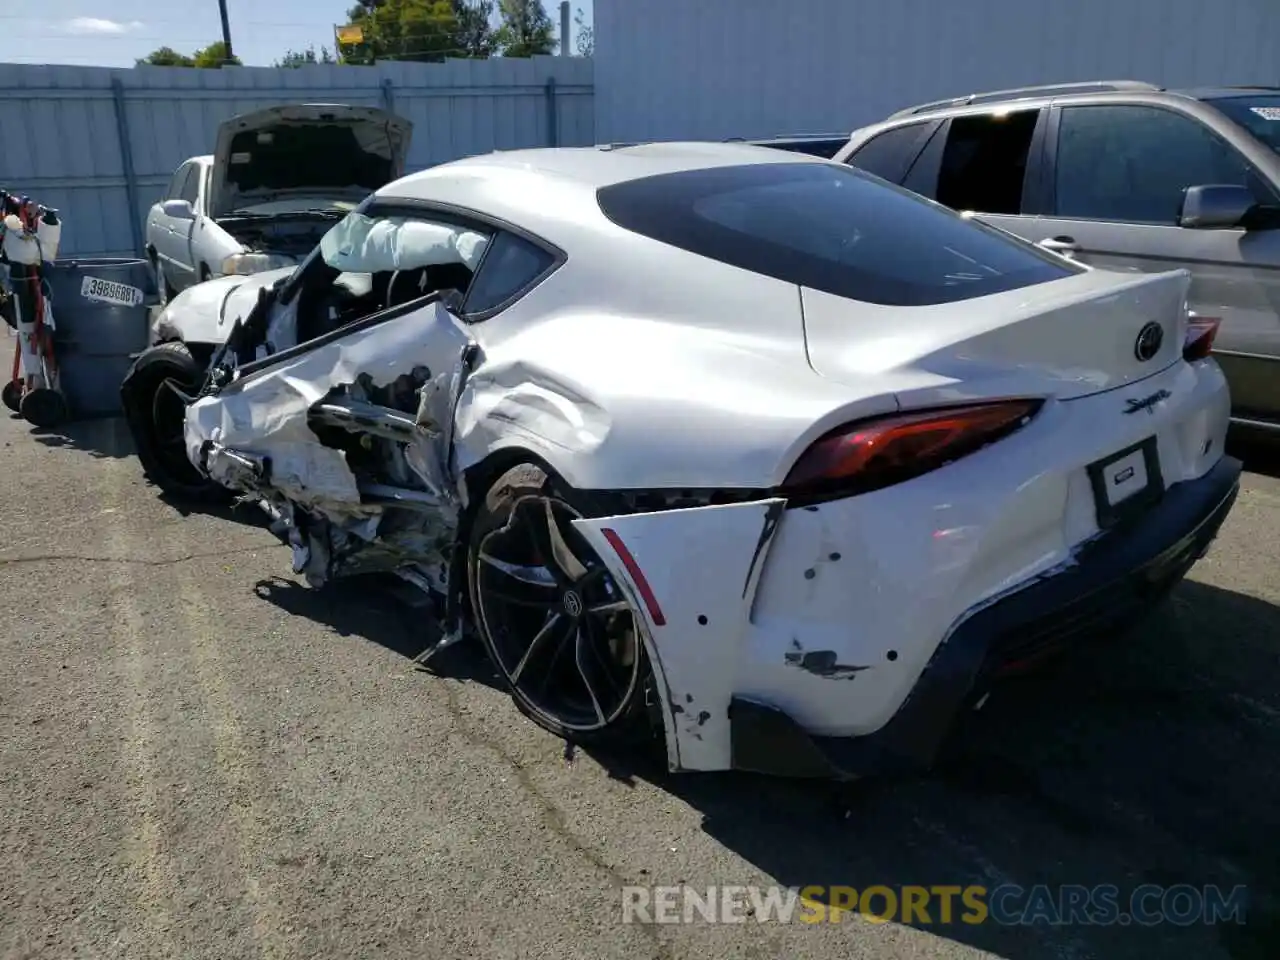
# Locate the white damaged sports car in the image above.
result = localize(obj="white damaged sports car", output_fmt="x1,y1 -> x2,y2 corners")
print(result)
121,142 -> 1241,779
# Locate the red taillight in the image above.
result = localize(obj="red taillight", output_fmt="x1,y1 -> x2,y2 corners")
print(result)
781,399 -> 1042,499
1183,316 -> 1220,362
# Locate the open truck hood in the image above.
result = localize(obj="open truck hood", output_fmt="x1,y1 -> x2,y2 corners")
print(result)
209,104 -> 412,220
800,268 -> 1192,403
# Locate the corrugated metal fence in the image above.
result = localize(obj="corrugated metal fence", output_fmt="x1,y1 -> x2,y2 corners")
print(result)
0,56 -> 595,259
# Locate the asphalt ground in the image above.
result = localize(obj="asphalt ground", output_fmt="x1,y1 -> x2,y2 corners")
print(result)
1,400 -> 1278,960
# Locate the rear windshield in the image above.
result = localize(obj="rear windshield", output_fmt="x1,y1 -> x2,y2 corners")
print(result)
1207,95 -> 1280,154
596,163 -> 1079,307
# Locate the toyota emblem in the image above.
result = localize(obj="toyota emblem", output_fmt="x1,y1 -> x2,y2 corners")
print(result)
562,590 -> 584,618
1134,322 -> 1164,362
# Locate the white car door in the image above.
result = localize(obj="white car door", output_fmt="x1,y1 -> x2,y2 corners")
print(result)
168,163 -> 202,290
154,162 -> 197,287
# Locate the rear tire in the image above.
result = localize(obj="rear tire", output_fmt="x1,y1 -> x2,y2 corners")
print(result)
2,380 -> 20,413
120,340 -> 227,502
467,462 -> 655,748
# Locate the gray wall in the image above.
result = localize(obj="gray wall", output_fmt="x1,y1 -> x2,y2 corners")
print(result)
593,0 -> 1280,143
0,56 -> 594,260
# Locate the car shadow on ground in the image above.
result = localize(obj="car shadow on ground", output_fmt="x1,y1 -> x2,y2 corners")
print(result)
262,557 -> 1280,957
1227,430 -> 1280,479
14,412 -> 136,459
603,579 -> 1280,960
252,574 -> 507,691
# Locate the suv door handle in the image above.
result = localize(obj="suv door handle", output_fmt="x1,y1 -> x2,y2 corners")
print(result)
1038,236 -> 1080,256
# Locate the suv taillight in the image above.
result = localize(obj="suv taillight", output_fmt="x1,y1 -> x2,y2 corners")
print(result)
780,400 -> 1042,500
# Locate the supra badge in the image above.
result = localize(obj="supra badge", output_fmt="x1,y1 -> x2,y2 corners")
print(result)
1134,322 -> 1164,362
1124,389 -> 1172,415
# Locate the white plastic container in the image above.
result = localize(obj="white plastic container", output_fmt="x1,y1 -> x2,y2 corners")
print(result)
1,214 -> 40,265
36,210 -> 61,262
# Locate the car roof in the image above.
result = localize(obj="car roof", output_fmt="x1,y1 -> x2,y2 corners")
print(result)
386,141 -> 821,194
884,80 -> 1280,122
373,142 -> 829,245
371,140 -> 844,261
1178,86 -> 1280,101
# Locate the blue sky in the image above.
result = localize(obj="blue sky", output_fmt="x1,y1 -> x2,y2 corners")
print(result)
4,0 -> 592,68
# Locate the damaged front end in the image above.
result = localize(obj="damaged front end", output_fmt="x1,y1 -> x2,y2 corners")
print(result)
179,213 -> 493,660
190,308 -> 480,655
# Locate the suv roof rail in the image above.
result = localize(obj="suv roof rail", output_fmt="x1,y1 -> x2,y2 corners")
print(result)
887,80 -> 1163,119
725,133 -> 850,142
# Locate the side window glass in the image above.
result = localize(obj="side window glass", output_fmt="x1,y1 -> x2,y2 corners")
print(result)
178,165 -> 200,206
463,231 -> 557,316
844,124 -> 928,183
165,165 -> 189,201
1054,105 -> 1255,223
935,110 -> 1040,215
902,124 -> 946,198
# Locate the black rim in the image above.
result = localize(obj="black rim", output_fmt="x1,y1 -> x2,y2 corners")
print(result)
149,376 -> 202,483
475,494 -> 641,732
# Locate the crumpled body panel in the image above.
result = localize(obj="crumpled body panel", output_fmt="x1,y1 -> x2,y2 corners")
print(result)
184,297 -> 477,591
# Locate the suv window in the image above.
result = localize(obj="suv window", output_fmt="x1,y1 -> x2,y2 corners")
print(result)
596,162 -> 1079,308
1054,105 -> 1258,223
845,123 -> 930,183
935,111 -> 1040,215
178,165 -> 200,207
463,231 -> 558,316
1207,95 -> 1280,156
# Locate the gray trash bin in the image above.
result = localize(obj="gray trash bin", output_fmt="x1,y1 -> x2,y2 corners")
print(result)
44,258 -> 158,419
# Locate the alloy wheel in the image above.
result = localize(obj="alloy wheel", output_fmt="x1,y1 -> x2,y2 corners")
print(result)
474,494 -> 641,732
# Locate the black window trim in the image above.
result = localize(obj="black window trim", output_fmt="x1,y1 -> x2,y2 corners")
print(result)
910,107 -> 1051,216
842,119 -> 941,184
1043,101 -> 1274,225
278,196 -> 566,323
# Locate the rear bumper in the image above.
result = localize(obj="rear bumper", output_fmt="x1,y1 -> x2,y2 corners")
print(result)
728,453 -> 1243,780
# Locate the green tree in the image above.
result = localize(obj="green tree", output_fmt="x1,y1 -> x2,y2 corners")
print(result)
192,41 -> 242,67
494,0 -> 555,57
275,45 -> 337,68
135,42 -> 240,68
573,6 -> 593,56
136,46 -> 195,67
340,0 -> 462,63
452,0 -> 496,58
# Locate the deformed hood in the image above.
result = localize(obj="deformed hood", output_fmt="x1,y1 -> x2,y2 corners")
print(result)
209,103 -> 412,219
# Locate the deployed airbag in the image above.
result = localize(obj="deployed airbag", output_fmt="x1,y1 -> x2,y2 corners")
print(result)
320,213 -> 490,274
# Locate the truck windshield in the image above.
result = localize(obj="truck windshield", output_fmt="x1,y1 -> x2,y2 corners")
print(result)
1206,95 -> 1280,154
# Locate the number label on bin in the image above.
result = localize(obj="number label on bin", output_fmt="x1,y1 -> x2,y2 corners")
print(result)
81,275 -> 144,308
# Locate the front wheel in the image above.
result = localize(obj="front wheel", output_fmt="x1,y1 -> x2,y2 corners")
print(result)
467,463 -> 654,746
120,341 -> 227,502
